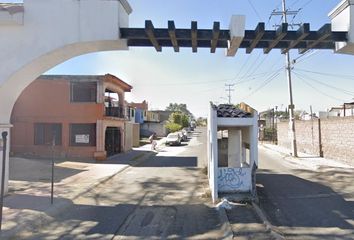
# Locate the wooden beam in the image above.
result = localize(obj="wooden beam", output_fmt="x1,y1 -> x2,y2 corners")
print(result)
246,22 -> 265,54
298,24 -> 332,54
282,23 -> 310,54
264,23 -> 288,54
210,22 -> 220,53
191,21 -> 198,52
168,21 -> 179,52
145,20 -> 161,52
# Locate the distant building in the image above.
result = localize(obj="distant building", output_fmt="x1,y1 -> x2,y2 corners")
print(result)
11,74 -> 136,160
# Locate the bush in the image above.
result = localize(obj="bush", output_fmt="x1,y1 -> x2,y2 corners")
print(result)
165,122 -> 182,133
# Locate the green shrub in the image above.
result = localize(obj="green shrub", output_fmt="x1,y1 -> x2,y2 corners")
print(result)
165,122 -> 182,133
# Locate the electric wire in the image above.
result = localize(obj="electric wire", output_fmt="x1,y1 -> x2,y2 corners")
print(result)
293,70 -> 354,96
293,71 -> 346,101
296,68 -> 354,80
241,69 -> 283,100
247,0 -> 263,21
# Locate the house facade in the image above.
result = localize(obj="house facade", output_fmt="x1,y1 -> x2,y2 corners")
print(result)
11,74 -> 133,160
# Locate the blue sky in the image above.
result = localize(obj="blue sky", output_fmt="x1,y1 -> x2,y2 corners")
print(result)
39,0 -> 354,117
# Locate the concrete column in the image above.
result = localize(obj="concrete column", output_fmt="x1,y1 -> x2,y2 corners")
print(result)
228,129 -> 242,167
329,0 -> 354,54
0,124 -> 12,194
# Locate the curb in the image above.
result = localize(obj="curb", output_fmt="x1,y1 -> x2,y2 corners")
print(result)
1,151 -> 155,239
251,202 -> 285,240
217,207 -> 233,240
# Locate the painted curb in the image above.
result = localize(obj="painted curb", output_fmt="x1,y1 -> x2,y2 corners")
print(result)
251,202 -> 285,240
217,207 -> 233,240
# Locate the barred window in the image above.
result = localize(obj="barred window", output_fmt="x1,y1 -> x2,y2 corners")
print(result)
34,123 -> 62,145
70,82 -> 97,102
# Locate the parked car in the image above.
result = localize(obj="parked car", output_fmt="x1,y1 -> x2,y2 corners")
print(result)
165,132 -> 182,146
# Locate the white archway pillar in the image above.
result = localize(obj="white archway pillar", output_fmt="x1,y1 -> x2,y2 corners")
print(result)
0,0 -> 132,192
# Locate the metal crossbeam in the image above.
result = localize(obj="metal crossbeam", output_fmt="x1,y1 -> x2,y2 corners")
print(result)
120,21 -> 347,54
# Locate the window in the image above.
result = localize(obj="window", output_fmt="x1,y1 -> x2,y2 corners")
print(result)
131,109 -> 135,117
34,123 -> 62,145
70,82 -> 97,102
70,123 -> 96,146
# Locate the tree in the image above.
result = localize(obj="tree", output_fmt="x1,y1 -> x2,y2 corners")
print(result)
165,112 -> 190,132
165,103 -> 192,117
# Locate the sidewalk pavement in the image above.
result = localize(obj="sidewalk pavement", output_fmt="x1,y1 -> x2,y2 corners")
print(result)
1,146 -> 157,238
260,143 -> 354,170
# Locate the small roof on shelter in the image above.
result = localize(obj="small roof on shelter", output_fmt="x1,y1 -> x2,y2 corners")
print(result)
0,3 -> 24,14
214,104 -> 252,118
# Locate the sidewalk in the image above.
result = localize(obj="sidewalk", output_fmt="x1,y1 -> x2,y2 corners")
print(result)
260,143 -> 354,170
1,147 -> 155,238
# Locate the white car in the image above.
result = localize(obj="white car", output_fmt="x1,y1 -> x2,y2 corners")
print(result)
165,132 -> 182,146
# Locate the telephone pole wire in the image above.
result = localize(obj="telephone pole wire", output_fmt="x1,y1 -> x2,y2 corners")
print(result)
271,0 -> 298,157
225,84 -> 235,104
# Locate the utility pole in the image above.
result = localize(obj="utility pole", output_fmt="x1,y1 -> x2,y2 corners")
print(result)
271,0 -> 298,157
225,84 -> 235,104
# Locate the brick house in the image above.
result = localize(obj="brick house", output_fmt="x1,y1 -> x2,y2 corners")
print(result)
11,74 -> 134,160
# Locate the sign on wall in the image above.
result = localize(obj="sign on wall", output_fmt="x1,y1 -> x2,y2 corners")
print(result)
75,134 -> 90,144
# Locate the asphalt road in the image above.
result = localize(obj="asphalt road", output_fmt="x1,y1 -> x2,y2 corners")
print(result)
24,127 -> 225,240
257,146 -> 354,239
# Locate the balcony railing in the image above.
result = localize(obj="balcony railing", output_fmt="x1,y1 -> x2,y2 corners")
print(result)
105,106 -> 125,119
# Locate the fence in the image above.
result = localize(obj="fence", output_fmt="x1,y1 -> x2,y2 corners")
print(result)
277,117 -> 354,166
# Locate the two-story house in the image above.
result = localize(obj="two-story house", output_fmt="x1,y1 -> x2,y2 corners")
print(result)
10,74 -> 133,160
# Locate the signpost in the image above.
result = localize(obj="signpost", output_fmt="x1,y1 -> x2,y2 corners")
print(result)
51,135 -> 55,204
0,131 -> 8,231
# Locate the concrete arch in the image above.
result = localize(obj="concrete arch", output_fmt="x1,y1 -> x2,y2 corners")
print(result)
0,0 -> 132,192
1,40 -> 128,124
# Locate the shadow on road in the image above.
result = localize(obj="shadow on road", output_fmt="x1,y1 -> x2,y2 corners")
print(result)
3,194 -> 221,239
137,156 -> 198,167
257,169 -> 354,239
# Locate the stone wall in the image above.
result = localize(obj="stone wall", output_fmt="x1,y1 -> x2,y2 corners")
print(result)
277,117 -> 354,165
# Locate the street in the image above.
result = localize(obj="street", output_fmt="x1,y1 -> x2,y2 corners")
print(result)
7,128 -> 225,240
3,127 -> 354,239
257,146 -> 354,239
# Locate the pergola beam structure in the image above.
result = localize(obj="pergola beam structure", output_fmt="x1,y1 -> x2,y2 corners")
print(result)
282,23 -> 310,54
120,21 -> 347,54
145,20 -> 161,52
264,23 -> 288,54
191,21 -> 198,53
168,21 -> 179,52
299,24 -> 332,54
210,22 -> 220,53
246,23 -> 265,54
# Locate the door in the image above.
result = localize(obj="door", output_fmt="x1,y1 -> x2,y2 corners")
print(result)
105,127 -> 121,156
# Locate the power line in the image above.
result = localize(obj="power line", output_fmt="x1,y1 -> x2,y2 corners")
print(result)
296,68 -> 354,80
242,69 -> 282,100
293,72 -> 346,102
247,0 -> 263,21
293,71 -> 354,96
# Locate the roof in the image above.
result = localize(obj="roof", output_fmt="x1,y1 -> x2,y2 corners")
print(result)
39,74 -> 133,92
214,104 -> 252,118
104,74 -> 132,92
0,3 -> 24,14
